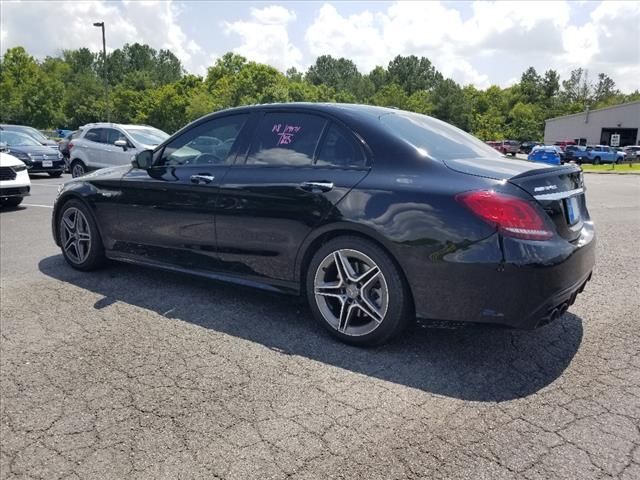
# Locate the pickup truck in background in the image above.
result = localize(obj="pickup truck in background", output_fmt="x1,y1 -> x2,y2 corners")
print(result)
582,145 -> 626,164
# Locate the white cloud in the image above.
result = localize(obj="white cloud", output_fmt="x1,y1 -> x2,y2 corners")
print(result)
305,4 -> 387,71
561,1 -> 640,91
1,0 -> 210,74
1,1 -> 637,91
304,0 -> 638,91
223,5 -> 302,71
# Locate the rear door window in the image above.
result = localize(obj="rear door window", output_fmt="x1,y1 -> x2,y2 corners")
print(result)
315,123 -> 365,167
245,112 -> 326,166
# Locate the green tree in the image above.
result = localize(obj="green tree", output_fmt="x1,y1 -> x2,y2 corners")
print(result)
386,55 -> 442,95
430,79 -> 471,130
370,83 -> 409,109
305,55 -> 361,93
508,102 -> 542,141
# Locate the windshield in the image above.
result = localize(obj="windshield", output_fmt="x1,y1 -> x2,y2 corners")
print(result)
125,127 -> 169,146
0,131 -> 41,146
379,111 -> 503,161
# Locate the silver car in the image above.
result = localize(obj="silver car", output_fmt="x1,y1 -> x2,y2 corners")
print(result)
623,145 -> 640,161
68,123 -> 169,177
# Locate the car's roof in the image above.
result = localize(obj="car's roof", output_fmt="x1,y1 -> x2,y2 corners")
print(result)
0,124 -> 36,129
201,102 -> 402,128
80,122 -> 159,129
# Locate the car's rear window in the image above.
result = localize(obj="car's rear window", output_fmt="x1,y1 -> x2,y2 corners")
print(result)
379,112 -> 502,161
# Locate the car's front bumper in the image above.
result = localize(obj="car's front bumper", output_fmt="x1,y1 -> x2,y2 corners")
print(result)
24,159 -> 66,173
0,185 -> 30,198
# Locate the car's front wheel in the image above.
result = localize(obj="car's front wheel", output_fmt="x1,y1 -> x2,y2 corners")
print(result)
306,236 -> 412,346
57,199 -> 105,271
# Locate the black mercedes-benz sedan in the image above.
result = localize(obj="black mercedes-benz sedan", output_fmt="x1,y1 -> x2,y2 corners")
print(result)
51,103 -> 595,346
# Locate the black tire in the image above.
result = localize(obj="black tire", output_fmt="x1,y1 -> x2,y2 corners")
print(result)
57,199 -> 105,271
616,157 -> 622,164
1,197 -> 23,207
70,160 -> 86,178
48,171 -> 63,178
306,236 -> 412,346
593,156 -> 601,165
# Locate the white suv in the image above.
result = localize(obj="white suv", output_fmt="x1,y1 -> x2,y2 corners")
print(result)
69,123 -> 169,177
0,152 -> 31,207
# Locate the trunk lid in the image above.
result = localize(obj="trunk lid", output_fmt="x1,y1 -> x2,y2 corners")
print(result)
444,157 -> 586,242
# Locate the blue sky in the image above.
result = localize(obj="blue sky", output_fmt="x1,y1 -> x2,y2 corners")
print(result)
2,1 -> 638,91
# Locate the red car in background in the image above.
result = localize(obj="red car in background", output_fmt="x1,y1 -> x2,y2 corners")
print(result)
485,140 -> 520,156
554,140 -> 577,151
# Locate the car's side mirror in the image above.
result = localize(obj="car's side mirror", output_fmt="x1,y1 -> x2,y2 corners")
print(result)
132,149 -> 153,169
114,139 -> 128,150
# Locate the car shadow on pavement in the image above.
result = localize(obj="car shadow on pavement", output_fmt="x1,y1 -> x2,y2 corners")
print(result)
39,255 -> 583,402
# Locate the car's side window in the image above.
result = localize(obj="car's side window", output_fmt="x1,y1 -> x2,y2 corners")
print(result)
84,128 -> 103,143
245,112 -> 326,166
315,123 -> 365,168
158,114 -> 248,167
106,129 -> 126,145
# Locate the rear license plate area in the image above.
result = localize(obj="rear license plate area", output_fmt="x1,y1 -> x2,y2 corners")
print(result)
565,195 -> 581,225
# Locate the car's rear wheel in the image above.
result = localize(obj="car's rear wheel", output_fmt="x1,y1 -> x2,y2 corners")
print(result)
48,171 -> 63,178
71,160 -> 86,178
58,199 -> 105,271
306,236 -> 412,346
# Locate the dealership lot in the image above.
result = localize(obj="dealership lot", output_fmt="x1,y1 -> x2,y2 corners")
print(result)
1,174 -> 639,479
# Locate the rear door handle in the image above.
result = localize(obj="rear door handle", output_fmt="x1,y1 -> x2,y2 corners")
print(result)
190,174 -> 215,184
300,181 -> 334,192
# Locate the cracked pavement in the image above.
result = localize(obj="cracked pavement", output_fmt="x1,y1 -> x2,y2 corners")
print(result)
1,173 -> 639,479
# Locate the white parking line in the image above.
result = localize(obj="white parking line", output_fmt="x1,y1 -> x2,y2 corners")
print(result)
22,204 -> 53,209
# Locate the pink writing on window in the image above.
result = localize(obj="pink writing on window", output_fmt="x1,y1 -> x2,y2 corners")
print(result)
272,124 -> 302,145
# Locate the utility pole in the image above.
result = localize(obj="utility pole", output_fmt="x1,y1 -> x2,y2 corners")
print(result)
93,22 -> 109,122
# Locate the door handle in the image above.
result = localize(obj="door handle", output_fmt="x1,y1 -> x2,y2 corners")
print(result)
300,181 -> 334,192
190,174 -> 215,184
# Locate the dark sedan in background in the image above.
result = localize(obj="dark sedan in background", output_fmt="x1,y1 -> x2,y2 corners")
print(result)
0,131 -> 65,177
52,103 -> 595,346
0,123 -> 59,149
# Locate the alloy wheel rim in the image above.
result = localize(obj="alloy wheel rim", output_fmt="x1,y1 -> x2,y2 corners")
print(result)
60,207 -> 92,264
314,249 -> 389,337
72,164 -> 84,177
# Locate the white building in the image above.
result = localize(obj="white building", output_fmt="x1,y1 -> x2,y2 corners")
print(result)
544,101 -> 640,147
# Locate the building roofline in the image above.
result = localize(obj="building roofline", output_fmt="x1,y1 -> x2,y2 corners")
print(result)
544,100 -> 640,124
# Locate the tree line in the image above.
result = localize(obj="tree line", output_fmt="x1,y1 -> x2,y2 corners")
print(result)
1,44 -> 638,140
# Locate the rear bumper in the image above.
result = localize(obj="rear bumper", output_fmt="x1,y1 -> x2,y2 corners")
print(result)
407,222 -> 596,329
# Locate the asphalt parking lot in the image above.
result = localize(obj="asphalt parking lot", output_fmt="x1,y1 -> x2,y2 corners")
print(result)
1,173 -> 639,479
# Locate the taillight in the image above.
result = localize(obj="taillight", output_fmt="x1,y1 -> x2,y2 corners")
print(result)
68,142 -> 74,150
456,190 -> 553,240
